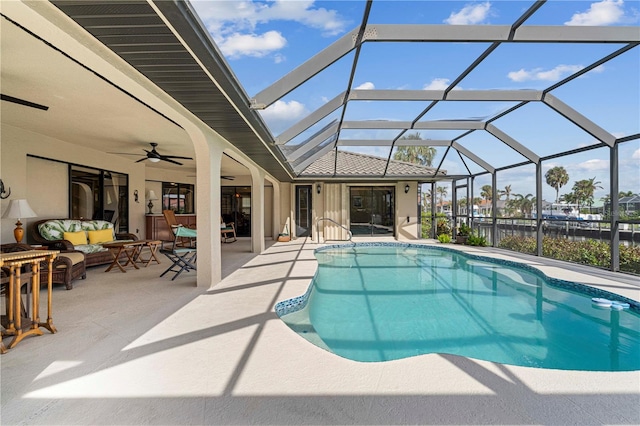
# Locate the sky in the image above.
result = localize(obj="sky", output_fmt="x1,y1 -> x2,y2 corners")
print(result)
190,0 -> 640,203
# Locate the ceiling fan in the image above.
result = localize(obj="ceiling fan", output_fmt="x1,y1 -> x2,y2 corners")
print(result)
110,142 -> 193,165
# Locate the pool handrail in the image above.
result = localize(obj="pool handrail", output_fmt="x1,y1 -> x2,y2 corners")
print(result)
315,217 -> 353,243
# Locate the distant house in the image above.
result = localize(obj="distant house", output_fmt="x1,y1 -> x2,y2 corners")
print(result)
604,194 -> 640,216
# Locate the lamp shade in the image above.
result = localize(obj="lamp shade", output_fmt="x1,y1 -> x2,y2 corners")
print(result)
147,190 -> 159,201
2,199 -> 37,220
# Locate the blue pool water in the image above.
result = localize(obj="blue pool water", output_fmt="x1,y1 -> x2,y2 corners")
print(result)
276,243 -> 640,371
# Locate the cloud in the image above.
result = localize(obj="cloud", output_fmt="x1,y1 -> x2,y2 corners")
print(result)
575,158 -> 610,171
565,0 -> 625,26
218,31 -> 286,59
423,78 -> 451,90
444,2 -> 492,25
191,0 -> 350,59
259,100 -> 309,135
507,64 -> 584,82
632,148 -> 640,160
354,82 -> 375,90
259,0 -> 349,36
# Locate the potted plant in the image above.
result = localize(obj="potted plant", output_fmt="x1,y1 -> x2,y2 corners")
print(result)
456,222 -> 471,244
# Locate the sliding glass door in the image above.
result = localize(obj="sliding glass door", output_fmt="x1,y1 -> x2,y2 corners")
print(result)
71,166 -> 128,232
349,186 -> 395,236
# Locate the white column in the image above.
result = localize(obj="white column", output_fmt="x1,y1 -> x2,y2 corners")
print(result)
187,127 -> 223,286
250,167 -> 265,253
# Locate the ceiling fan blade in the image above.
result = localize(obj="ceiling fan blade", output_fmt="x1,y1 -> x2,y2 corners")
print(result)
221,176 -> 235,180
108,152 -> 145,156
162,155 -> 193,160
135,158 -> 147,163
161,158 -> 183,166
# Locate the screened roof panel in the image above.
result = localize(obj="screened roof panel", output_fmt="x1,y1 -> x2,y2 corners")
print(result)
353,42 -> 492,91
524,0 -> 633,26
367,1 -> 531,25
456,131 -> 529,169
421,100 -> 520,121
437,148 -> 471,177
182,0 -> 640,181
282,110 -> 342,146
456,42 -> 627,90
549,47 -> 640,139
491,102 -> 607,157
343,100 -> 432,121
459,152 -> 488,175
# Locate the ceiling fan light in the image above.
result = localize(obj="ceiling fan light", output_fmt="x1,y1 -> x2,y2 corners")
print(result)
148,157 -> 161,163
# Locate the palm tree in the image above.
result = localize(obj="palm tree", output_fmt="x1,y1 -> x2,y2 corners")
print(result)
436,185 -> 448,212
479,185 -> 492,216
572,177 -> 603,212
498,184 -> 512,201
393,132 -> 437,167
510,193 -> 534,218
545,166 -> 569,208
422,188 -> 432,213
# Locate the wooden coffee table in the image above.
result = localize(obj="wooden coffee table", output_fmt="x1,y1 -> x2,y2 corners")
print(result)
103,240 -> 162,272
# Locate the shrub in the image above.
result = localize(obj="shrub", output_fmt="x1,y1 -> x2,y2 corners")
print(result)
467,232 -> 487,247
497,235 -> 640,274
437,234 -> 451,243
421,214 -> 432,239
436,216 -> 452,237
457,222 -> 471,236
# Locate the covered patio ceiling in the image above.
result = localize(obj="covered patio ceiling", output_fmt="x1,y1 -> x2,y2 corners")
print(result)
48,0 -> 640,182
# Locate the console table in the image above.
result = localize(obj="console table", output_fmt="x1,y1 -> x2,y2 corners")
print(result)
146,214 -> 196,242
1,249 -> 59,352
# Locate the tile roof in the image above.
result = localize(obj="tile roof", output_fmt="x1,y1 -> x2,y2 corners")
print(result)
300,150 -> 445,177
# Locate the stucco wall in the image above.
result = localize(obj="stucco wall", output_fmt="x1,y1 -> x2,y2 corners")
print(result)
1,124 -> 149,243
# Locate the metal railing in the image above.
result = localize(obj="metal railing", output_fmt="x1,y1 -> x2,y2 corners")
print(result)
315,217 -> 353,243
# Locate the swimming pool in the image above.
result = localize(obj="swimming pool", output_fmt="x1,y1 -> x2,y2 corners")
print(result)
276,243 -> 640,371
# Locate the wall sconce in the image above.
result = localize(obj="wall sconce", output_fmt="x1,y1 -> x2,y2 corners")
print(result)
0,179 -> 10,199
405,184 -> 410,194
317,183 -> 322,195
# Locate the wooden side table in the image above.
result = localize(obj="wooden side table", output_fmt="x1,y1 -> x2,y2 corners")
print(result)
1,250 -> 59,351
134,240 -> 162,267
102,241 -> 141,273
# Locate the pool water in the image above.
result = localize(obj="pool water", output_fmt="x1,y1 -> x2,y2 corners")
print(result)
276,244 -> 640,371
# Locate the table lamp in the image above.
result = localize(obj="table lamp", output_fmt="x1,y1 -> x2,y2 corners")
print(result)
2,199 -> 38,243
147,190 -> 159,214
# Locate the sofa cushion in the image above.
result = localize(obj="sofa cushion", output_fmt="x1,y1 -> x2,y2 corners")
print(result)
63,231 -> 88,245
87,229 -> 114,244
38,220 -> 82,241
58,252 -> 85,266
74,244 -> 108,254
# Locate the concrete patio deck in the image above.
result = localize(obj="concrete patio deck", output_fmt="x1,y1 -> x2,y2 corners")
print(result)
1,237 -> 639,425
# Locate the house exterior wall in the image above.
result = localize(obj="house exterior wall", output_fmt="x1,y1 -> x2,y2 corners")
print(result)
0,124 -> 148,243
302,181 -> 421,242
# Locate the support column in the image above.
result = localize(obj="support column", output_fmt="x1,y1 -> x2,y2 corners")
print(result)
267,177 -> 281,241
536,161 -> 543,257
187,127 -> 223,286
250,167 -> 265,253
431,182 -> 436,239
610,144 -> 620,272
491,172 -> 497,246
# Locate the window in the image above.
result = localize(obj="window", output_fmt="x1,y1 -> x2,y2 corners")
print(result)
161,182 -> 194,214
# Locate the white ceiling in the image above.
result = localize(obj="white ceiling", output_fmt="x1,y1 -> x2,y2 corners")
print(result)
0,17 -> 247,178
